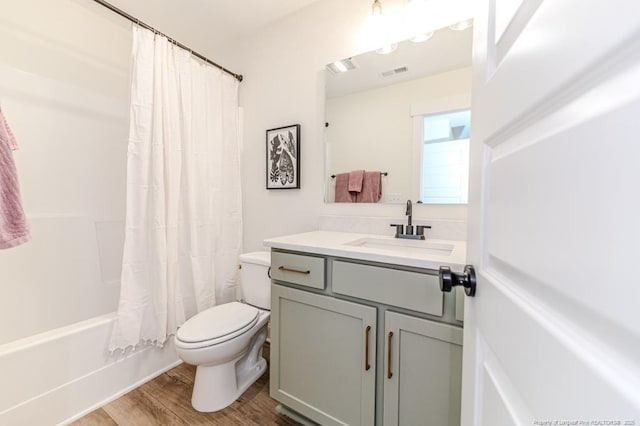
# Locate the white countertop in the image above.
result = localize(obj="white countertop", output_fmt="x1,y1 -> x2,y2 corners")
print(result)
263,230 -> 467,270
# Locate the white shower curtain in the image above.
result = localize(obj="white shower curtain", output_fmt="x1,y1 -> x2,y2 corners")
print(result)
110,26 -> 243,351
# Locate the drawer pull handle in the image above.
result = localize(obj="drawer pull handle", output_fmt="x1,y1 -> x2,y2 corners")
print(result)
365,326 -> 371,371
387,331 -> 394,379
278,266 -> 311,275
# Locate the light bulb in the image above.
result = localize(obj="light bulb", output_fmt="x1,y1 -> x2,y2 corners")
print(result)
372,0 -> 382,17
449,19 -> 473,31
375,43 -> 398,55
410,31 -> 434,43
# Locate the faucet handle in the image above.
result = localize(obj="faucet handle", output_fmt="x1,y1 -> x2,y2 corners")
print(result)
390,224 -> 404,238
416,225 -> 431,237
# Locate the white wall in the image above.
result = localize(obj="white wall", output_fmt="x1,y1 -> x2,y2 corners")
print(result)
326,67 -> 472,202
223,0 -> 473,251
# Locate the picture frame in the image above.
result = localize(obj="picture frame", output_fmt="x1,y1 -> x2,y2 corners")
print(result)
266,124 -> 300,189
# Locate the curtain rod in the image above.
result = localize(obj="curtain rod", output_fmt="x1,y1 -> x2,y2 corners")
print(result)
92,0 -> 243,82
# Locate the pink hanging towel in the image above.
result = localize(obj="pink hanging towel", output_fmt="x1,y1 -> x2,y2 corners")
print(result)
0,106 -> 30,249
348,169 -> 364,193
334,173 -> 356,202
356,171 -> 382,203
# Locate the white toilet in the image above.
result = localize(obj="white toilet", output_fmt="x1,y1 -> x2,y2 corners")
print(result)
174,251 -> 271,412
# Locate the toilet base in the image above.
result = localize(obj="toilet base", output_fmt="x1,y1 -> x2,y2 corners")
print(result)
191,325 -> 268,412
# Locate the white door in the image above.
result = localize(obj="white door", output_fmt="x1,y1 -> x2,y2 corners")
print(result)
463,0 -> 640,424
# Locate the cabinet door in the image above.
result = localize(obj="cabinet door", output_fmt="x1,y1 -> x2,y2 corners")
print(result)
270,284 -> 376,426
383,312 -> 463,426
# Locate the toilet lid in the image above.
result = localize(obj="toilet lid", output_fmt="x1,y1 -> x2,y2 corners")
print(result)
176,302 -> 259,344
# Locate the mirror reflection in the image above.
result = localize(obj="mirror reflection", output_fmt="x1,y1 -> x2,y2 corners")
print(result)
421,109 -> 470,204
324,25 -> 473,204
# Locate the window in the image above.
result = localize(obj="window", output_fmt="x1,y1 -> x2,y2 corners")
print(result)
421,110 -> 470,204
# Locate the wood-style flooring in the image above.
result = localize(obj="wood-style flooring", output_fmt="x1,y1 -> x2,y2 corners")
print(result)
72,344 -> 298,425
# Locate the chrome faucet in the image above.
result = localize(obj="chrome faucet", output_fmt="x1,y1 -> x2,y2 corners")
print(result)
405,200 -> 413,236
390,200 -> 431,240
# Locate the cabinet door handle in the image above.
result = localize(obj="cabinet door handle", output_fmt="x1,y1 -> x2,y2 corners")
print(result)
365,326 -> 371,371
278,266 -> 311,275
387,331 -> 394,379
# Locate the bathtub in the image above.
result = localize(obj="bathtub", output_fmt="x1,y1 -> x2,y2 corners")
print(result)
0,313 -> 180,425
0,216 -> 180,424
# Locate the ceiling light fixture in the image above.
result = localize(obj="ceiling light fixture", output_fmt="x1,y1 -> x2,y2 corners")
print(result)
375,43 -> 398,55
405,0 -> 428,11
327,58 -> 356,74
372,0 -> 382,17
449,19 -> 473,31
332,61 -> 348,73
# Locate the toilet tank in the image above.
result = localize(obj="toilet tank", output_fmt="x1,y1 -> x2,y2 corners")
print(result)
239,251 -> 271,309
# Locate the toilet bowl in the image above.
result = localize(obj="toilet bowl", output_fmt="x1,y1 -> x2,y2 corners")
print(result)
174,251 -> 271,412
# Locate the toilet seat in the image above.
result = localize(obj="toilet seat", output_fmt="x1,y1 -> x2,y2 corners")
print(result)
175,302 -> 259,350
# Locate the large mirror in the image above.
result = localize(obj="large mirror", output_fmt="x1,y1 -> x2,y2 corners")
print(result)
324,24 -> 473,204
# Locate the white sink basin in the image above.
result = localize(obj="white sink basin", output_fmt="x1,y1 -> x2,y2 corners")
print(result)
344,237 -> 454,256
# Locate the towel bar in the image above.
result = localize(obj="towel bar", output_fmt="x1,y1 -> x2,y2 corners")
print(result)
331,172 -> 387,179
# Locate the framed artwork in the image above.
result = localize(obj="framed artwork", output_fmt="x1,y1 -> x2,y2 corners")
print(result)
266,124 -> 300,189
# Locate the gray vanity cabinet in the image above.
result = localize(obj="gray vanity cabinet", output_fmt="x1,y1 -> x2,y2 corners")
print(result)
383,311 -> 463,426
269,250 -> 463,425
270,284 -> 377,426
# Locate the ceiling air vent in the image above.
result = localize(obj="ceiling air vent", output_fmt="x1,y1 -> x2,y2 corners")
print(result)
381,66 -> 408,77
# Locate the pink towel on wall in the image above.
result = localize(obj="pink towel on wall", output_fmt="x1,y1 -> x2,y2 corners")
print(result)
348,169 -> 364,192
334,173 -> 356,202
0,107 -> 30,249
356,171 -> 382,203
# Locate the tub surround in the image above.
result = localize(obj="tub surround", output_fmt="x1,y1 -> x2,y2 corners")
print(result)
264,230 -> 466,270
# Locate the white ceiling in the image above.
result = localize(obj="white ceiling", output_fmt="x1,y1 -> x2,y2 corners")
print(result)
103,0 -> 322,57
326,26 -> 473,98
100,0 -> 473,93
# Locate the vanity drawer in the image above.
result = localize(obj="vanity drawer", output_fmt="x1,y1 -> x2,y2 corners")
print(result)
332,261 -> 443,316
271,252 -> 326,289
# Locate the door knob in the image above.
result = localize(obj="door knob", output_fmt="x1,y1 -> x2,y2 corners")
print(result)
439,265 -> 476,297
